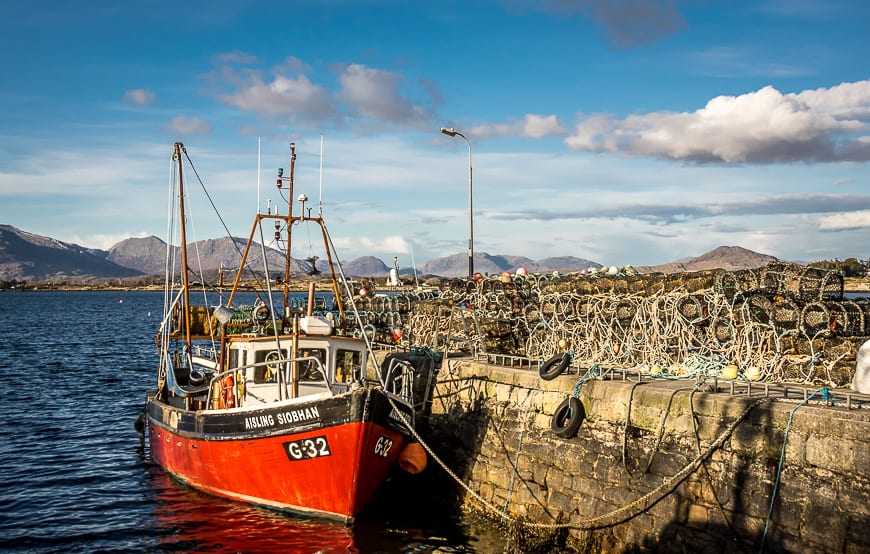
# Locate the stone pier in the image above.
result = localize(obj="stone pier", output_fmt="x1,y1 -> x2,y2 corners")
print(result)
421,357 -> 870,553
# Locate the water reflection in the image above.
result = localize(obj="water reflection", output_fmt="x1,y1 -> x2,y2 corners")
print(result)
147,467 -> 358,553
144,466 -> 506,553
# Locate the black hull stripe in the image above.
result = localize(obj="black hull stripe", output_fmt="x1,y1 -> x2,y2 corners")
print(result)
146,387 -> 413,441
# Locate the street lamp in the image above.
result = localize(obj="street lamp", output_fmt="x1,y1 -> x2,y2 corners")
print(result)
440,126 -> 474,278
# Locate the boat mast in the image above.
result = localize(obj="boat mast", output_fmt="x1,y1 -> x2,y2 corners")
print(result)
174,142 -> 192,347
283,142 -> 296,313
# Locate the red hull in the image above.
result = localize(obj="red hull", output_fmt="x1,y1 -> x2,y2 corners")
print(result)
146,390 -> 411,522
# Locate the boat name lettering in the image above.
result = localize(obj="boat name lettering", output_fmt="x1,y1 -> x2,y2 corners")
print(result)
276,406 -> 320,425
283,436 -> 331,461
244,414 -> 275,430
244,407 -> 320,430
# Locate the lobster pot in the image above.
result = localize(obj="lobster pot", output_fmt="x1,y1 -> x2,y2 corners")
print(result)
572,279 -> 594,296
737,293 -> 774,326
187,305 -> 218,335
683,271 -> 717,293
801,302 -> 831,335
797,266 -> 843,301
710,312 -> 734,346
612,277 -> 630,295
523,303 -> 541,323
676,294 -> 706,323
831,300 -> 865,336
858,298 -> 870,335
771,297 -> 800,334
715,269 -> 757,299
481,319 -> 512,338
614,299 -> 635,322
593,276 -> 613,294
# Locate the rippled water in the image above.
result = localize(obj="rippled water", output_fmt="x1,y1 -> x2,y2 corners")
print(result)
0,291 -> 503,553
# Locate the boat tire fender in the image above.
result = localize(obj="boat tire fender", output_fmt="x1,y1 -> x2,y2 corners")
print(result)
539,353 -> 570,380
551,397 -> 584,439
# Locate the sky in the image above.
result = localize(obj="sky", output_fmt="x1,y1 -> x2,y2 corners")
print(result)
1,0 -> 869,269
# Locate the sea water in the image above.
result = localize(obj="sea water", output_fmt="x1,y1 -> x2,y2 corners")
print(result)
0,291 -> 505,553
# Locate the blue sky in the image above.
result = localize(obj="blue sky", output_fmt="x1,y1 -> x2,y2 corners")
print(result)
1,0 -> 868,268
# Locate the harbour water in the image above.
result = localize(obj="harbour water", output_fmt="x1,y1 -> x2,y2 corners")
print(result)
0,291 -> 504,553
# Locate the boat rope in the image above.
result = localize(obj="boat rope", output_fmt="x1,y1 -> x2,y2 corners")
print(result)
688,386 -> 743,544
321,222 -> 388,390
180,145 -> 268,295
621,382 -> 700,480
395,370 -> 769,530
760,387 -> 828,553
501,376 -> 542,522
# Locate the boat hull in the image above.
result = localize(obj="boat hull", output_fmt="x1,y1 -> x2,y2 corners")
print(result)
146,387 -> 412,522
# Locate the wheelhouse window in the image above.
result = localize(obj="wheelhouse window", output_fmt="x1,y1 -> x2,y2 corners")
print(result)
298,348 -> 327,382
253,348 -> 288,383
335,349 -> 362,383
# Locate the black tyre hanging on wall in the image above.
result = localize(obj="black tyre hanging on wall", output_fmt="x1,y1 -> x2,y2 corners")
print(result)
539,352 -> 571,380
551,396 -> 584,438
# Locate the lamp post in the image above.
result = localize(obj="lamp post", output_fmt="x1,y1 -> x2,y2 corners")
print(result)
440,127 -> 474,278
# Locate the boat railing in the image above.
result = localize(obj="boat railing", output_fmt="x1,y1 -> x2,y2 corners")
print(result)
381,359 -> 417,405
204,356 -> 333,410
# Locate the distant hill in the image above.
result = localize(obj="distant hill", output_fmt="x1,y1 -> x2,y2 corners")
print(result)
0,226 -> 400,282
0,225 -> 142,281
636,246 -> 778,274
106,236 -> 170,275
342,256 -> 389,277
416,252 -> 601,278
0,224 -> 787,282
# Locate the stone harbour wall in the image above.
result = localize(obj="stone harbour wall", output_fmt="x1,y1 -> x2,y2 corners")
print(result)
423,359 -> 870,553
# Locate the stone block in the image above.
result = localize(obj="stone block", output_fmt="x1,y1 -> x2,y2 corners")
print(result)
647,450 -> 691,479
801,500 -> 847,551
807,436 -> 870,477
495,384 -> 512,404
570,474 -> 603,496
478,481 -> 494,502
548,489 -> 578,514
532,412 -> 553,431
541,391 -> 567,415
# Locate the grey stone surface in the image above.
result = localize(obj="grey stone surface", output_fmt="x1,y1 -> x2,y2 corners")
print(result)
425,357 -> 870,552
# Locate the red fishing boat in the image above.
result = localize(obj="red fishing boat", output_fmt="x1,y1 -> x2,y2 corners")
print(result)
143,142 -> 425,522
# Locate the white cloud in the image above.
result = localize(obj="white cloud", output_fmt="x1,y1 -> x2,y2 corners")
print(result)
123,89 -> 156,106
470,114 -> 567,139
168,115 -> 212,136
212,59 -> 433,128
565,80 -> 870,163
332,234 -> 410,256
218,73 -> 336,120
817,210 -> 870,231
336,64 -> 430,125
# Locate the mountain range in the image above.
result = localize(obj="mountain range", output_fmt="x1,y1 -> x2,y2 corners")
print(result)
0,224 -> 780,283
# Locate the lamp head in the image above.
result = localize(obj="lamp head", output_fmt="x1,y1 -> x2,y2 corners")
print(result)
440,127 -> 457,137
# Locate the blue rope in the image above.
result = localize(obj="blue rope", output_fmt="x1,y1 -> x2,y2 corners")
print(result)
760,387 -> 828,553
573,361 -> 601,397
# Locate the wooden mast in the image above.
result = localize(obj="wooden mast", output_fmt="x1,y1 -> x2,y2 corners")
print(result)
283,142 -> 296,313
174,142 -> 192,347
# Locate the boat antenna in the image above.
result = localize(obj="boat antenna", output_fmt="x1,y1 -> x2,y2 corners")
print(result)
257,136 -> 261,214
318,133 -> 323,216
409,241 -> 420,287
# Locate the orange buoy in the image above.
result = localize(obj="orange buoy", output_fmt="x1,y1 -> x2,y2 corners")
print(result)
398,441 -> 427,474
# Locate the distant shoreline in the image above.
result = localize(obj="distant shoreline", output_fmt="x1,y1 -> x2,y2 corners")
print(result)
4,276 -> 869,294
